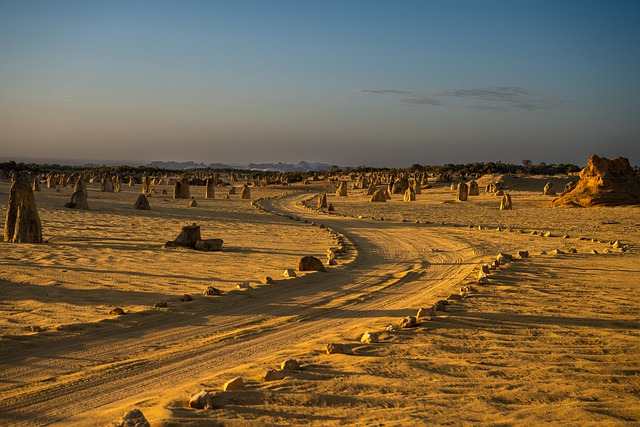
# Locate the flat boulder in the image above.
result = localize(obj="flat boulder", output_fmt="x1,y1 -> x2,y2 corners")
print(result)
194,238 -> 223,251
107,409 -> 150,427
189,390 -> 218,409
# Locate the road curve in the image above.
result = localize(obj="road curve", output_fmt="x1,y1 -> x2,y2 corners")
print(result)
0,191 -> 489,426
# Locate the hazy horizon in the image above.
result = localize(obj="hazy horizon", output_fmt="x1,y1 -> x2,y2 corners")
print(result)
1,1 -> 639,168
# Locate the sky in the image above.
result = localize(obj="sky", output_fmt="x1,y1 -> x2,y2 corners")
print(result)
1,0 -> 639,168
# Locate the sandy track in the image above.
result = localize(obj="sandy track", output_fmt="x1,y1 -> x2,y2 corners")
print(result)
0,191 -> 503,426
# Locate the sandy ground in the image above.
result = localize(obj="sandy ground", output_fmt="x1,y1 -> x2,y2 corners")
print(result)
0,176 -> 639,426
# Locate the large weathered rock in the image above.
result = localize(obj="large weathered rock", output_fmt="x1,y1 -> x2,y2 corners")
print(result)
189,390 -> 218,409
165,224 -> 223,251
173,176 -> 190,199
367,183 -> 377,195
403,187 -> 415,202
240,184 -> 250,199
5,173 -> 43,243
194,239 -> 223,251
101,175 -> 114,192
298,255 -> 326,272
223,377 -> 245,391
468,180 -> 479,196
133,194 -> 150,210
107,408 -> 150,427
370,189 -> 387,202
553,155 -> 640,207
205,177 -> 215,199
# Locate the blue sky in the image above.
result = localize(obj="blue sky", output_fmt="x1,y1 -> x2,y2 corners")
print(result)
1,0 -> 638,167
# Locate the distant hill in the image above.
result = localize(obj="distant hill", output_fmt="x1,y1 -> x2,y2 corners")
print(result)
246,161 -> 332,172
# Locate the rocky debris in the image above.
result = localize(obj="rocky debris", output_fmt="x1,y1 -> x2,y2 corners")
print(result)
326,343 -> 347,354
181,294 -> 193,302
283,268 -> 297,278
262,276 -> 274,285
327,259 -> 338,266
567,248 -> 578,253
133,194 -> 150,210
434,300 -> 449,311
223,377 -> 245,391
281,359 -> 302,370
165,224 -> 223,251
392,177 -> 410,194
173,176 -> 191,199
203,286 -> 223,296
543,182 -> 556,196
189,199 -> 198,207
515,250 -> 529,259
417,306 -> 436,319
499,193 -> 512,210
107,408 -> 150,427
553,155 -> 640,206
298,255 -> 326,272
398,316 -> 417,329
403,187 -> 416,202
386,324 -> 399,332
262,369 -> 285,381
109,307 -> 125,315
189,390 -> 218,409
447,294 -> 463,301
361,331 -> 379,343
369,189 -> 387,202
327,203 -> 335,212
367,183 -> 377,195
496,253 -> 513,265
4,172 -> 42,243
236,281 -> 252,289
551,249 -> 564,255
154,302 -> 168,308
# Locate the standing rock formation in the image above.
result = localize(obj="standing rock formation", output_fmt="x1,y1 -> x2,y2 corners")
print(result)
500,193 -> 512,210
65,178 -> 90,210
456,182 -> 468,202
298,256 -> 326,272
205,178 -> 215,199
134,194 -> 151,210
552,155 -> 640,207
468,180 -> 480,196
412,180 -> 421,195
370,189 -> 387,202
173,176 -> 190,199
336,180 -> 348,196
317,193 -> 327,209
32,176 -> 40,192
543,182 -> 556,196
165,224 -> 223,251
240,184 -> 250,199
101,175 -> 114,192
403,187 -> 416,202
141,176 -> 150,193
4,172 -> 42,243
367,183 -> 377,195
46,174 -> 57,189
392,177 -> 409,194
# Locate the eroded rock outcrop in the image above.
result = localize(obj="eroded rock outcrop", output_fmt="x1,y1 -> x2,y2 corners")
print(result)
4,172 -> 42,243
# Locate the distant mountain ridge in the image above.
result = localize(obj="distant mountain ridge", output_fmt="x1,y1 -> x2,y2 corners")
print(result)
146,160 -> 332,172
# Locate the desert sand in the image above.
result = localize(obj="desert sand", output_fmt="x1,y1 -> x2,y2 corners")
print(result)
0,174 -> 639,426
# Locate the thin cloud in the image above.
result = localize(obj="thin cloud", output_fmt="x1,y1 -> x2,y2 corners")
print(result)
357,89 -> 418,96
399,97 -> 443,106
433,86 -> 567,111
356,89 -> 443,106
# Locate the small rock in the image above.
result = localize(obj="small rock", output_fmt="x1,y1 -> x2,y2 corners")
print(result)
326,343 -> 346,354
109,307 -> 125,315
417,306 -> 436,318
434,300 -> 448,311
567,248 -> 578,253
189,390 -> 218,409
236,281 -> 252,289
181,294 -> 193,302
298,255 -> 326,272
29,325 -> 42,332
398,316 -> 417,328
327,259 -> 338,266
543,231 -> 552,237
203,286 -> 222,296
262,276 -> 274,285
262,369 -> 285,382
477,277 -> 489,285
540,250 -> 548,255
515,250 -> 529,259
107,408 -> 150,427
551,249 -> 565,255
612,240 -> 622,248
386,324 -> 399,332
283,268 -> 297,278
194,238 -> 223,251
480,264 -> 491,274
223,377 -> 245,391
154,301 -> 168,308
361,331 -> 379,343
189,199 -> 198,207
604,248 -> 612,253
281,359 -> 301,370
447,294 -> 463,301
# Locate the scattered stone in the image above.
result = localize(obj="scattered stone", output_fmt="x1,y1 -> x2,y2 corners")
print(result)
189,199 -> 198,207
298,255 -> 326,272
281,359 -> 301,370
386,324 -> 399,332
203,286 -> 222,296
181,294 -> 193,302
283,268 -> 297,278
262,369 -> 285,382
194,238 -> 224,251
540,250 -> 548,255
133,194 -> 150,210
327,259 -> 338,266
612,240 -> 622,248
543,231 -> 553,237
335,180 -> 348,196
4,172 -> 42,243
515,250 -> 529,259
107,408 -> 150,427
240,184 -> 250,199
236,281 -> 252,289
65,178 -> 90,210
223,377 -> 245,391
477,277 -> 489,285
30,325 -> 42,332
591,249 -> 599,254
604,248 -> 612,253
543,182 -> 556,196
447,294 -> 463,301
434,300 -> 448,311
499,193 -> 512,210
551,249 -> 565,255
455,182 -> 469,202
361,331 -> 379,343
370,189 -> 387,202
262,276 -> 274,285
317,193 -> 327,209
416,306 -> 436,318
480,264 -> 491,274
468,180 -> 480,196
398,316 -> 417,328
154,302 -> 168,308
110,307 -> 125,315
189,390 -> 218,409
165,224 -> 223,251
327,203 -> 335,212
